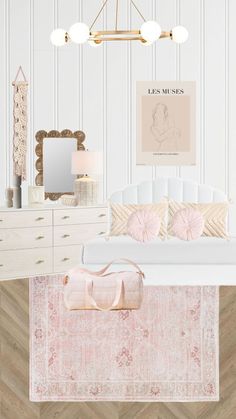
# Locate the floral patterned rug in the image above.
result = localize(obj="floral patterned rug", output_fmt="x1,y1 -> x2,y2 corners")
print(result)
30,276 -> 219,402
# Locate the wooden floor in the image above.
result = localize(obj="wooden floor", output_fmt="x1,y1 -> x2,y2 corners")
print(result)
0,280 -> 236,419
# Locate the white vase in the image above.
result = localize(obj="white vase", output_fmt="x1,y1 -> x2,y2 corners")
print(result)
12,175 -> 22,208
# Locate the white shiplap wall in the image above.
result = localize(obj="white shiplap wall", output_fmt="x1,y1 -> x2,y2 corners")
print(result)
0,0 -> 235,218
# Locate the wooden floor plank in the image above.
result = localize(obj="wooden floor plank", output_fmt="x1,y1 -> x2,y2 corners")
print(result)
1,280 -> 236,419
0,381 -> 39,419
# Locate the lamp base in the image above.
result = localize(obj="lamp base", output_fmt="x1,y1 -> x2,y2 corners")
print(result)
74,176 -> 99,206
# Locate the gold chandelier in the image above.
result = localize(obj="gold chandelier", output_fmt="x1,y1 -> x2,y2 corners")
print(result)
50,0 -> 188,47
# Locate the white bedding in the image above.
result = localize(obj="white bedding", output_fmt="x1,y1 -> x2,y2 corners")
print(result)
82,236 -> 236,265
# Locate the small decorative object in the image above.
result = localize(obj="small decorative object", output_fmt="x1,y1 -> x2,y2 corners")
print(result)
12,175 -> 22,208
137,81 -> 196,166
12,66 -> 28,180
5,188 -> 13,208
28,186 -> 45,207
127,209 -> 161,243
61,194 -> 78,207
171,208 -> 204,241
71,151 -> 103,206
50,0 -> 188,46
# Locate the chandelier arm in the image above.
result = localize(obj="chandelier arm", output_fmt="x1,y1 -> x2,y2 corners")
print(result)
91,36 -> 144,41
91,30 -> 140,35
130,0 -> 146,22
90,0 -> 110,31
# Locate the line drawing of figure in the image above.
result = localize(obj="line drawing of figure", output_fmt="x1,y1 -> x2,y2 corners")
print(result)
150,103 -> 181,151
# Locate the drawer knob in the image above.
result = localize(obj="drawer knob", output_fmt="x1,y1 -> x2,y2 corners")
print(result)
36,260 -> 44,264
62,257 -> 70,262
36,217 -> 44,221
98,232 -> 106,235
36,236 -> 44,240
62,234 -> 70,238
0,264 -> 3,267
0,239 -> 3,242
99,214 -> 106,218
0,219 -> 3,222
62,216 -> 70,220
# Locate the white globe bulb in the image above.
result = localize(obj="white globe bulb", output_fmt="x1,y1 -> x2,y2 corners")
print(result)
88,40 -> 102,48
50,28 -> 66,46
69,22 -> 90,44
171,26 -> 188,43
140,21 -> 162,43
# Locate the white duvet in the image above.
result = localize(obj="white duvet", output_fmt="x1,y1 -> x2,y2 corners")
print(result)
82,235 -> 236,265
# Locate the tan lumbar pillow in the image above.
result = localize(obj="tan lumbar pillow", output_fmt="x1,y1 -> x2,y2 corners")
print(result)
110,201 -> 168,240
168,199 -> 230,239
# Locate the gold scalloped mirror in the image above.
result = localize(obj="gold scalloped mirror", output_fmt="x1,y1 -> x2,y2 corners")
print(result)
35,129 -> 85,201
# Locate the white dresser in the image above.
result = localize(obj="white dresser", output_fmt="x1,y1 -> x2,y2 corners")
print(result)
0,205 -> 108,280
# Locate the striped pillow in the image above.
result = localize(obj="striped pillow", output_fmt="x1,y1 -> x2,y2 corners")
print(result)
110,202 -> 168,240
168,200 -> 229,239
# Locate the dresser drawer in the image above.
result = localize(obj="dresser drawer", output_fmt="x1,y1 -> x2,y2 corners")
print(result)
54,207 -> 108,225
54,245 -> 83,273
0,248 -> 53,280
0,227 -> 52,251
0,210 -> 52,229
54,223 -> 107,246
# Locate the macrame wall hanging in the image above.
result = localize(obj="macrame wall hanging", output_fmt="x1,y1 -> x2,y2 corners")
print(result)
12,66 -> 28,181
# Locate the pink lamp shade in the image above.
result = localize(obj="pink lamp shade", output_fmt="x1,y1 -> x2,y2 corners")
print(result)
71,151 -> 103,175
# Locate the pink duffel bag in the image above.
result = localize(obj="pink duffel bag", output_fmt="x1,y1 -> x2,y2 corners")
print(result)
63,259 -> 145,311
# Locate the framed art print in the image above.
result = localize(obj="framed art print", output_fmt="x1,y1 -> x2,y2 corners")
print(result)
137,81 -> 196,165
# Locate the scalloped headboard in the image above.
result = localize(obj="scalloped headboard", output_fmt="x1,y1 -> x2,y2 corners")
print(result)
110,178 -> 227,204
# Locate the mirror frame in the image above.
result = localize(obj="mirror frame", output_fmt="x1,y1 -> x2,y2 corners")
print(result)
35,129 -> 85,201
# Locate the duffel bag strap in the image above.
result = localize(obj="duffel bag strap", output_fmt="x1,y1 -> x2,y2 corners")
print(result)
85,278 -> 124,311
79,259 -> 145,278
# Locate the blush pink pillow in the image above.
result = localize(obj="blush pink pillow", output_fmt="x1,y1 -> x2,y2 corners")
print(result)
171,208 -> 204,241
127,209 -> 161,243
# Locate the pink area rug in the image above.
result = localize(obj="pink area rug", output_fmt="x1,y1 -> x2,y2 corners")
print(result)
30,275 -> 219,402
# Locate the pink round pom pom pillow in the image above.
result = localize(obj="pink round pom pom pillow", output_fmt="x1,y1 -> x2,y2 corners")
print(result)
172,208 -> 204,241
127,209 -> 161,243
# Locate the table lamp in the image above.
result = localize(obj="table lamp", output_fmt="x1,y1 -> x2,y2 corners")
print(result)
71,150 -> 103,206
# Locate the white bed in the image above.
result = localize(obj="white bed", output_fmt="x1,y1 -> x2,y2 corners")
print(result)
82,178 -> 236,285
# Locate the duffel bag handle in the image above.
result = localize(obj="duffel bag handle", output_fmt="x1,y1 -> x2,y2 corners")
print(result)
85,278 -> 124,311
78,258 -> 145,278
63,259 -> 145,286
